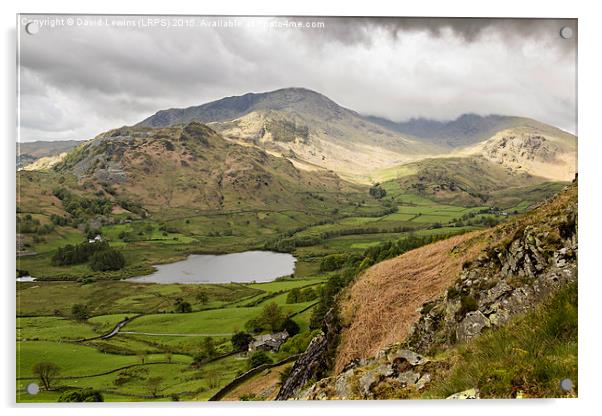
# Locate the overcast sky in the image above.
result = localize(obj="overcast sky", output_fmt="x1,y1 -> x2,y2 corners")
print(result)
18,15 -> 577,142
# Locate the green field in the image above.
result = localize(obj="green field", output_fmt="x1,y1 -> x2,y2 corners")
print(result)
16,273 -> 326,402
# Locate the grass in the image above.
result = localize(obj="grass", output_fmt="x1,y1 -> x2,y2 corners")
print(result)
126,301 -> 315,335
17,280 -> 262,316
17,341 -> 191,379
424,283 -> 577,398
17,317 -> 98,342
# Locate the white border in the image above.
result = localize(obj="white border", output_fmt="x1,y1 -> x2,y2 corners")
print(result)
2,1 -> 600,415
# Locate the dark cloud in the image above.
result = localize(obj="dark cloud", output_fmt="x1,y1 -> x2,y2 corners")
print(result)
18,15 -> 577,141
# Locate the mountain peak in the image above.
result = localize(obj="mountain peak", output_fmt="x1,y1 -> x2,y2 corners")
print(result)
137,87 -> 341,128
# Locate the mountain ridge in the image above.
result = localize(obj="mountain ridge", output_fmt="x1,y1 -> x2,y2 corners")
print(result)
135,88 -> 576,182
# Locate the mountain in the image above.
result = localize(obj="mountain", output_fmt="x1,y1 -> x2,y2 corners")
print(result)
52,122 -> 364,213
463,125 -> 577,181
138,88 -> 443,179
17,140 -> 82,169
365,113 -> 563,147
136,88 -> 576,183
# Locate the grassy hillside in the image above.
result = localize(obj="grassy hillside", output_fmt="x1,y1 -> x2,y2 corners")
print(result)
17,140 -> 83,169
423,282 -> 577,398
381,156 -> 566,207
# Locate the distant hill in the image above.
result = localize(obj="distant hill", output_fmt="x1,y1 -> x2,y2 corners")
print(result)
136,88 -> 576,182
17,140 -> 83,169
365,113 -> 573,148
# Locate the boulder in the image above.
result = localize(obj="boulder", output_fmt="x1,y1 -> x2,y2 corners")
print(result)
446,388 -> 480,399
456,311 -> 490,342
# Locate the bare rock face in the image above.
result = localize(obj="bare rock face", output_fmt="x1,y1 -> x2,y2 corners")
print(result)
297,343 -> 433,400
277,308 -> 341,400
276,332 -> 329,400
457,311 -> 491,343
446,388 -> 480,399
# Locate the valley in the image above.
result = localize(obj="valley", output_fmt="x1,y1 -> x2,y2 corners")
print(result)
16,88 -> 577,402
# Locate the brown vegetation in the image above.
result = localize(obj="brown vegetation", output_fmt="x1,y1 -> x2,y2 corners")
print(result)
335,231 -> 488,373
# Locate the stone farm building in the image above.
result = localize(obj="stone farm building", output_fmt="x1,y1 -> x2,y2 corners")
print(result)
248,331 -> 289,353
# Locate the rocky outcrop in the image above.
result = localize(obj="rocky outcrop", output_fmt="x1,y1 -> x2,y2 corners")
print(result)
296,344 -> 433,400
404,186 -> 578,354
276,309 -> 340,400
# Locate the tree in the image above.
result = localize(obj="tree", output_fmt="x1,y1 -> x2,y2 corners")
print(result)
260,302 -> 284,332
71,303 -> 90,321
58,388 -> 104,402
165,351 -> 173,363
281,318 -> 300,336
89,248 -> 125,271
248,351 -> 273,369
196,290 -> 209,305
174,298 -> 192,313
369,184 -> 387,199
231,331 -> 254,351
146,376 -> 164,398
202,336 -> 216,358
286,288 -> 301,304
33,362 -> 60,390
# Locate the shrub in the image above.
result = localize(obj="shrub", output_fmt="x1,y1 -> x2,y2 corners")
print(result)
174,298 -> 192,313
248,351 -> 273,369
71,303 -> 90,321
281,318 -> 300,336
231,332 -> 254,351
458,294 -> 478,317
58,389 -> 103,402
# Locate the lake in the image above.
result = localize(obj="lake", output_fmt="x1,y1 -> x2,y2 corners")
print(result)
127,251 -> 296,284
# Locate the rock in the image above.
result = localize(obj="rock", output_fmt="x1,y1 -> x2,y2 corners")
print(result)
334,370 -> 354,399
415,373 -> 431,390
397,371 -> 420,387
456,311 -> 490,342
374,364 -> 394,378
487,308 -> 510,326
387,349 -> 427,367
480,281 -> 512,305
359,371 -> 378,398
446,388 -> 480,399
276,332 -> 329,400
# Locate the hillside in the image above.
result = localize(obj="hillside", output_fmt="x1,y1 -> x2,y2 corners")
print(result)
464,125 -> 577,181
278,181 -> 577,399
365,113 -> 571,148
385,156 -> 560,207
52,122 -> 364,213
17,140 -> 82,169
